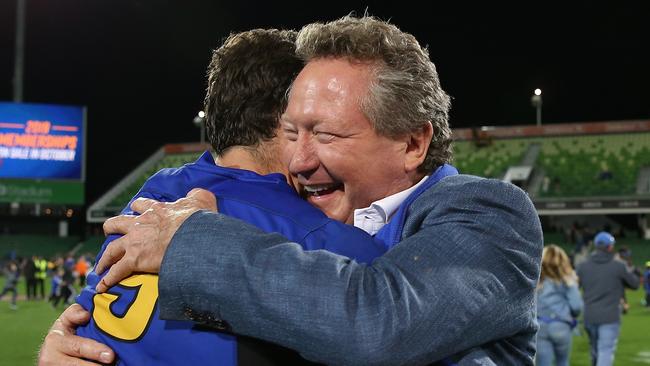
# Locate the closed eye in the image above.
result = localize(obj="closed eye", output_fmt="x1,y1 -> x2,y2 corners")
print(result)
283,129 -> 298,141
315,131 -> 336,143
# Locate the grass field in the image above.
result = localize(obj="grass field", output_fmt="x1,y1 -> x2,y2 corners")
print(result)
1,259 -> 649,365
0,279 -> 65,366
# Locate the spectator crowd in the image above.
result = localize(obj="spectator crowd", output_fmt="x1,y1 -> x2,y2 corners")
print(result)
1,251 -> 94,310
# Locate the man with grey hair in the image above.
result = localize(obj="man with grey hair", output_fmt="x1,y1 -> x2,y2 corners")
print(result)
52,15 -> 543,365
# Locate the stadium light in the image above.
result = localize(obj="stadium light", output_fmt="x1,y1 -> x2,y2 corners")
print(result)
193,111 -> 206,144
531,89 -> 543,126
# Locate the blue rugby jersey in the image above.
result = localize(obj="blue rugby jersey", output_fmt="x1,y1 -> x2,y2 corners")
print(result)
76,151 -> 387,366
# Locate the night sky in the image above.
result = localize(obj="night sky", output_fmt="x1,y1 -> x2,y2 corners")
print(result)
0,1 -> 648,205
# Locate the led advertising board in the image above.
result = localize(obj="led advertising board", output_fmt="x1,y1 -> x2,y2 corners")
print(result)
0,102 -> 85,204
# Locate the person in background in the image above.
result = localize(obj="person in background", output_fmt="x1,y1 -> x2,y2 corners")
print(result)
35,255 -> 48,300
64,254 -> 75,271
616,246 -> 634,314
643,261 -> 650,307
0,261 -> 20,310
74,256 -> 89,287
23,255 -> 37,300
536,245 -> 583,366
577,231 -> 640,366
52,265 -> 75,308
49,267 -> 63,308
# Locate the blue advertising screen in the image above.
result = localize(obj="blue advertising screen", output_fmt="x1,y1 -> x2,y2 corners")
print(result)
0,102 -> 85,180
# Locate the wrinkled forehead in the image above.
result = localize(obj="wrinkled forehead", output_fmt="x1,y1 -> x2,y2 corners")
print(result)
293,58 -> 373,95
283,59 -> 373,125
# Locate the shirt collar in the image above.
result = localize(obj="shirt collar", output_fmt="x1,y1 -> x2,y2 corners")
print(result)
353,176 -> 429,235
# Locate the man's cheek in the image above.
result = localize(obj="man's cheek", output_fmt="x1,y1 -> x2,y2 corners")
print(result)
281,145 -> 293,167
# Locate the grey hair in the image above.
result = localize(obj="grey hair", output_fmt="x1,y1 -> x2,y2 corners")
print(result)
295,15 -> 452,172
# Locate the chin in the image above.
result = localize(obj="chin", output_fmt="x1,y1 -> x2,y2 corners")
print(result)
327,208 -> 353,224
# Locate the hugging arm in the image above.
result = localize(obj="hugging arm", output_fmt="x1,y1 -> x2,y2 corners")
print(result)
158,179 -> 543,364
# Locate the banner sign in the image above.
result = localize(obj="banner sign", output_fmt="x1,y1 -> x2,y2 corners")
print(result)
0,102 -> 85,180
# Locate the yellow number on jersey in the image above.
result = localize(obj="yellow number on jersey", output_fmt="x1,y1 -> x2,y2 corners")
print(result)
92,274 -> 158,341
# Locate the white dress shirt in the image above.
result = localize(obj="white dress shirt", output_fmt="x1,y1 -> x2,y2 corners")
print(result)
353,176 -> 429,235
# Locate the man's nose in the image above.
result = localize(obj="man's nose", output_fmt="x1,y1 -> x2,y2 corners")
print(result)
288,136 -> 319,176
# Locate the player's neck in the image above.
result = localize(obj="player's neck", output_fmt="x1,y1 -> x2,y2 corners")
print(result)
216,146 -> 281,176
216,147 -> 263,173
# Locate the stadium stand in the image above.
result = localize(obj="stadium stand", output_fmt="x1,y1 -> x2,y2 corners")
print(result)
453,121 -> 650,199
536,132 -> 650,198
0,235 -> 104,260
86,143 -> 208,222
453,138 -> 529,179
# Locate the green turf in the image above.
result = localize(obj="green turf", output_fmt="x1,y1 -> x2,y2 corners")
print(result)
0,278 -> 68,366
1,266 -> 649,365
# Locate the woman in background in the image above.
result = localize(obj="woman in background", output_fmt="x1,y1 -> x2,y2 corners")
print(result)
536,244 -> 584,366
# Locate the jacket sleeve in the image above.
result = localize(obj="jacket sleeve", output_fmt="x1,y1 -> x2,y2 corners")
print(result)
158,178 -> 543,365
566,284 -> 583,317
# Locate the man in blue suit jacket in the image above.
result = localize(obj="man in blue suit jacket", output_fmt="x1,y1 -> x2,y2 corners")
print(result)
48,16 -> 543,365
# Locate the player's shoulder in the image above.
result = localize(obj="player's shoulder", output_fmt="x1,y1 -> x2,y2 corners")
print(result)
219,181 -> 329,232
139,159 -> 218,199
145,163 -> 195,185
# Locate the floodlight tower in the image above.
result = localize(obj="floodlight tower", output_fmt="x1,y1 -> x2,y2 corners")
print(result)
531,88 -> 542,126
13,0 -> 26,102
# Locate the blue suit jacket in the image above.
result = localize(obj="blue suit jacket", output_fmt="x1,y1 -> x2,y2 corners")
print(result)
159,174 -> 543,365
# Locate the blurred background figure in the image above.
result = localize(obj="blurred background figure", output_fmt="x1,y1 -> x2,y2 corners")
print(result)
0,261 -> 20,310
643,261 -> 650,307
577,231 -> 641,366
34,255 -> 47,300
74,255 -> 90,287
536,244 -> 583,366
50,265 -> 75,308
48,266 -> 63,307
616,246 -> 634,314
22,255 -> 37,300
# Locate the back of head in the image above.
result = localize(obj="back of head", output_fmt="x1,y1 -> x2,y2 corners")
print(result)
295,15 -> 452,173
593,231 -> 615,251
205,29 -> 303,156
541,244 -> 576,285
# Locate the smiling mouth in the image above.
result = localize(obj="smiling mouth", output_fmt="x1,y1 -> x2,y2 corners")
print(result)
302,183 -> 343,197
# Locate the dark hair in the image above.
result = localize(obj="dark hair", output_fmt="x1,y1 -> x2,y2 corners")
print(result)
295,15 -> 452,172
205,29 -> 303,155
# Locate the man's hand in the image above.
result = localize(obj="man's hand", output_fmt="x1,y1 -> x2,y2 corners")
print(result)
95,188 -> 217,293
38,304 -> 115,366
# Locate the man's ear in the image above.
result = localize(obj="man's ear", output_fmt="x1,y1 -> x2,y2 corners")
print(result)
404,122 -> 433,173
